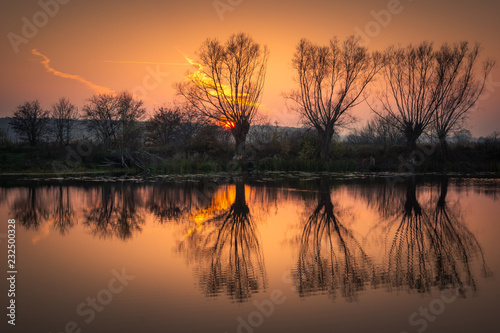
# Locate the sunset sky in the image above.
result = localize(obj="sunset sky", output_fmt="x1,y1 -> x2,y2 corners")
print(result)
1,0 -> 499,136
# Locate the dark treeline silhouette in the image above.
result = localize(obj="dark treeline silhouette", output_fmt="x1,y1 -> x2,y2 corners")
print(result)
2,36 -> 497,173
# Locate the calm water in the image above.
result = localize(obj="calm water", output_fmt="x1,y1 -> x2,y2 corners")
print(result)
1,175 -> 499,333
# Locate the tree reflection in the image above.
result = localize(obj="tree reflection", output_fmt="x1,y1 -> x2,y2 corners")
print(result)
382,177 -> 490,295
10,186 -> 50,231
146,184 -> 190,223
293,178 -> 372,302
430,177 -> 491,292
178,180 -> 267,302
52,186 -> 76,235
83,185 -> 145,240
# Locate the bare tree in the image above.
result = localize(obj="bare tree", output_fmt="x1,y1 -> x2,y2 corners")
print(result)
84,93 -> 120,149
9,100 -> 50,146
372,42 -> 442,152
147,104 -> 184,146
116,91 -> 146,151
285,36 -> 383,160
347,116 -> 404,151
147,103 -> 204,151
176,32 -> 269,156
51,97 -> 78,145
84,92 -> 145,149
433,42 -> 494,157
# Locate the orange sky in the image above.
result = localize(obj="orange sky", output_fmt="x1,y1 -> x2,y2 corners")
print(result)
1,0 -> 499,136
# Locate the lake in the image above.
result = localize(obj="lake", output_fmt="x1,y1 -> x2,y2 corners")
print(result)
1,174 -> 499,333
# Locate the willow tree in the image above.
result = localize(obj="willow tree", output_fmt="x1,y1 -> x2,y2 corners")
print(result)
433,42 -> 494,157
176,33 -> 269,156
372,42 -> 441,153
286,36 -> 383,160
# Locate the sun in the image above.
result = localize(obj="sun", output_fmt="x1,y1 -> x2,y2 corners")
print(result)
223,120 -> 236,129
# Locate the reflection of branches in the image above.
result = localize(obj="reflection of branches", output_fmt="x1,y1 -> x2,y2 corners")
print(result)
10,186 -> 49,230
146,185 -> 186,223
351,182 -> 403,220
179,181 -> 267,302
84,185 -> 144,240
52,186 -> 75,235
383,178 -> 434,293
382,177 -> 491,295
293,178 -> 372,302
430,177 -> 491,292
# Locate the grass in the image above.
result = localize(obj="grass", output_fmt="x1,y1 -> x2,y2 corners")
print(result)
1,140 -> 499,176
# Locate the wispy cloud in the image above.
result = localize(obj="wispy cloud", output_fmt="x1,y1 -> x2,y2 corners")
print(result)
32,49 -> 115,95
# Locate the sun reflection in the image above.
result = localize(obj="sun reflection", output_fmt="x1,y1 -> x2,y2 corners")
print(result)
184,185 -> 236,237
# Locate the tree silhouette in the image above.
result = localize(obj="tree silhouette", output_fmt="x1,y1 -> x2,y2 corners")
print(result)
51,97 -> 78,146
433,42 -> 494,158
176,33 -> 269,157
9,100 -> 50,146
286,36 -> 383,160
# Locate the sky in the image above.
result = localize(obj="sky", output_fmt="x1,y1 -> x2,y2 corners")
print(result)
1,0 -> 499,136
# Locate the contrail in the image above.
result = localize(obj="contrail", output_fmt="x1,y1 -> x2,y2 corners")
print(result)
32,49 -> 115,95
99,60 -> 190,66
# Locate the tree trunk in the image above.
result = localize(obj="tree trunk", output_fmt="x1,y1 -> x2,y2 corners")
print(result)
437,176 -> 449,208
404,176 -> 422,216
404,126 -> 422,153
319,127 -> 334,161
231,121 -> 250,159
438,134 -> 448,160
234,131 -> 248,158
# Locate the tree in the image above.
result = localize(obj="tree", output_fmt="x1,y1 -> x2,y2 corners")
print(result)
51,97 -> 78,145
347,116 -> 403,151
84,93 -> 120,149
176,32 -> 269,157
9,100 -> 50,146
285,36 -> 383,160
372,42 -> 440,153
84,92 -> 145,149
147,105 -> 183,146
116,92 -> 146,151
433,42 -> 494,157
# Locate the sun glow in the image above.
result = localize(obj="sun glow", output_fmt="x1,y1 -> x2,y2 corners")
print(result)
184,55 -> 259,108
222,120 -> 236,129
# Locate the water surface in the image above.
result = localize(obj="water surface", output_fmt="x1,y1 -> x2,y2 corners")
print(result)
1,175 -> 498,333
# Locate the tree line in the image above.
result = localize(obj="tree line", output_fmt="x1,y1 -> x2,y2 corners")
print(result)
6,33 -> 496,167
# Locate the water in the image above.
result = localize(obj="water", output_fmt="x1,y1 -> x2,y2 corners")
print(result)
0,175 -> 499,333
